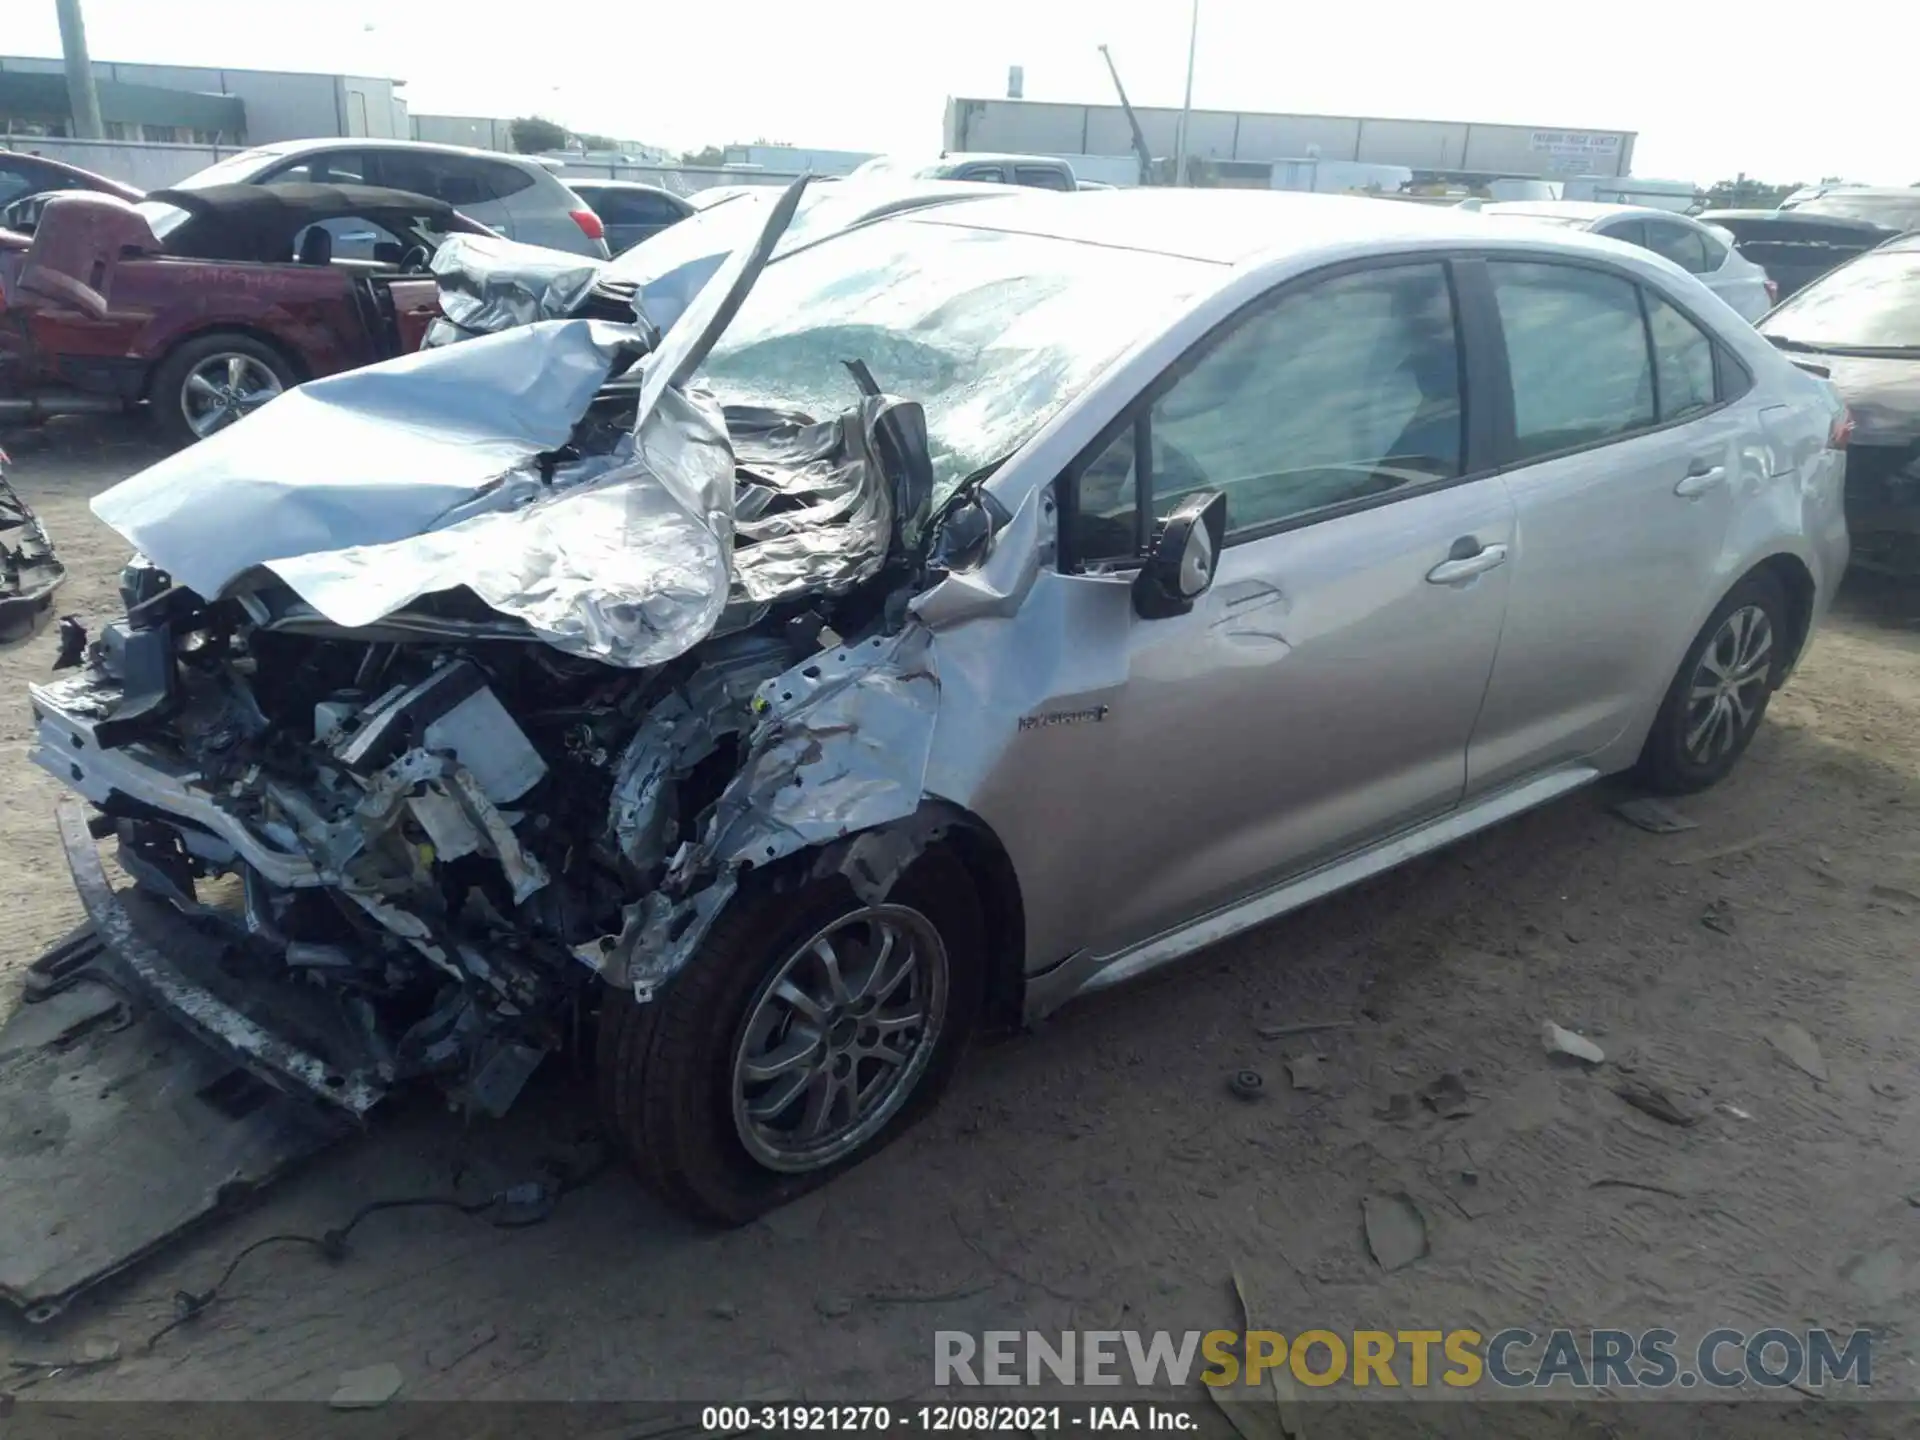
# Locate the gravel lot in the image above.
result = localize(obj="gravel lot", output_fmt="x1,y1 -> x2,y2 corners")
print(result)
3,418 -> 1918,1419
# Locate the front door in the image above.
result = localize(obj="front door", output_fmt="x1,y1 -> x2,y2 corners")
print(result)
1051,259 -> 1517,957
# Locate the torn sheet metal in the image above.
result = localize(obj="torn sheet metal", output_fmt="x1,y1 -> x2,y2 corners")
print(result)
429,233 -> 608,335
268,380 -> 737,668
91,319 -> 641,602
730,395 -> 927,603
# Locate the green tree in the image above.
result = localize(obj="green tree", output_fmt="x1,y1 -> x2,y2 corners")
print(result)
575,132 -> 617,152
680,145 -> 726,167
1702,176 -> 1801,210
509,116 -> 568,154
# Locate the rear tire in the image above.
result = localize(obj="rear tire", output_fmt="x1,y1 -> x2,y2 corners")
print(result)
597,851 -> 984,1226
1633,571 -> 1789,795
149,333 -> 294,447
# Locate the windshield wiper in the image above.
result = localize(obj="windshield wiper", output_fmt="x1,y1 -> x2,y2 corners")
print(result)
1767,334 -> 1920,358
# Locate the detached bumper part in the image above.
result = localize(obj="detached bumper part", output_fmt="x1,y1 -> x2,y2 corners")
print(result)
54,797 -> 386,1116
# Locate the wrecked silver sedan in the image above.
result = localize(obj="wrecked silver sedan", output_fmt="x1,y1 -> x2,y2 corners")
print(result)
27,185 -> 1849,1229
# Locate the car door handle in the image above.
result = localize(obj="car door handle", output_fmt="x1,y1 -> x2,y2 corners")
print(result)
1425,543 -> 1509,586
1675,464 -> 1727,498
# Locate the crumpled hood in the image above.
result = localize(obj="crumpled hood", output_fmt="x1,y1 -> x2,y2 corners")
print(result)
85,177 -> 929,670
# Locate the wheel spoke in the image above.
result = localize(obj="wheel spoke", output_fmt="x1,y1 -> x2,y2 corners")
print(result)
185,372 -> 222,403
772,978 -> 827,1025
799,1070 -> 845,1139
226,355 -> 246,390
745,1070 -> 809,1122
1685,698 -> 1721,757
741,1032 -> 819,1084
869,932 -> 918,1005
850,927 -> 896,1003
812,936 -> 852,1007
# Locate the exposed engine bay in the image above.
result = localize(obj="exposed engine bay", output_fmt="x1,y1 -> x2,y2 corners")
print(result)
26,178 -> 1002,1123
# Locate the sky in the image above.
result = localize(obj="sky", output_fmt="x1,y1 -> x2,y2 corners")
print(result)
13,0 -> 1917,185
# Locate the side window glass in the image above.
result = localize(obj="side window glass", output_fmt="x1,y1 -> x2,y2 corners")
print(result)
1015,166 -> 1073,192
1697,230 -> 1728,272
484,161 -> 535,199
271,151 -> 366,185
1149,264 -> 1462,538
636,194 -> 688,225
963,166 -> 1006,183
1646,222 -> 1709,274
1604,219 -> 1648,250
0,166 -> 33,207
1646,292 -> 1717,420
1489,261 -> 1654,460
1072,422 -> 1143,566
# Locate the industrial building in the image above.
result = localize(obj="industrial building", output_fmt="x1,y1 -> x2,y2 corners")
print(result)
943,96 -> 1637,186
0,55 -> 408,145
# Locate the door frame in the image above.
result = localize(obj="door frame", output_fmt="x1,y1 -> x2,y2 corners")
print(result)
1053,251 -> 1511,572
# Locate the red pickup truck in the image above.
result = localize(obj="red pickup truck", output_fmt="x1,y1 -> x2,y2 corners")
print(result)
1,182 -> 489,443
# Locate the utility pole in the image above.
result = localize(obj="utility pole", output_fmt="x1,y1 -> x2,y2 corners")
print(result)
54,0 -> 106,140
1172,0 -> 1199,187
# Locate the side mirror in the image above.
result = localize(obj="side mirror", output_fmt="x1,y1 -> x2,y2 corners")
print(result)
1132,490 -> 1227,620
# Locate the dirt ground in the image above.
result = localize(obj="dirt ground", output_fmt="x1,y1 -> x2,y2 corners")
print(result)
2,417 -> 1919,1411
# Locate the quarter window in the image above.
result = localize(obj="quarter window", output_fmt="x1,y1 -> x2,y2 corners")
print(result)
1646,293 -> 1717,421
1489,261 -> 1654,460
1072,263 -> 1464,562
1644,221 -> 1710,275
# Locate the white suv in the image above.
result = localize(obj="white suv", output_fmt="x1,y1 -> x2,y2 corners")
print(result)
169,139 -> 610,258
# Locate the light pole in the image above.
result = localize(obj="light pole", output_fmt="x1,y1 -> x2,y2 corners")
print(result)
53,0 -> 105,140
1172,0 -> 1199,186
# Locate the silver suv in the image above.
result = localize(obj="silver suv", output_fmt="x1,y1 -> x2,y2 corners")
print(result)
169,138 -> 611,258
30,186 -> 1849,1226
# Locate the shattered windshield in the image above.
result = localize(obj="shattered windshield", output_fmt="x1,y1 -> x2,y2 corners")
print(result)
697,218 -> 1217,498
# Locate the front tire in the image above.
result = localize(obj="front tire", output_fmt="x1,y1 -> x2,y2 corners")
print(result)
597,852 -> 984,1225
149,333 -> 294,446
1634,571 -> 1789,794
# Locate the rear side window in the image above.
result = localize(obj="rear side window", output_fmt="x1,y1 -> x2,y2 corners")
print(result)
1489,262 -> 1653,459
1600,219 -> 1648,249
483,161 -> 536,198
1646,293 -> 1717,420
1643,221 -> 1711,275
266,150 -> 367,185
1015,166 -> 1073,192
369,153 -> 492,207
959,165 -> 1006,183
588,189 -> 686,225
1697,229 -> 1728,271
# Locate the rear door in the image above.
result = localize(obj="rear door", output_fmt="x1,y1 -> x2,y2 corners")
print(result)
1465,258 -> 1751,791
364,151 -> 516,237
1054,257 -> 1517,957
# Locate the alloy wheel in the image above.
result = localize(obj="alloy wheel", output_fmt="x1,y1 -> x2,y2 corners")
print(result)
180,354 -> 284,438
1684,604 -> 1774,766
730,904 -> 948,1173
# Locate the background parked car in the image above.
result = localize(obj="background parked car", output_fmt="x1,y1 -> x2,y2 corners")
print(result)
1478,201 -> 1776,320
1695,209 -> 1899,301
421,175 -> 1022,347
166,138 -> 609,258
562,179 -> 692,255
849,152 -> 1081,191
1758,232 -> 1920,574
0,184 -> 490,442
0,152 -> 141,233
1779,187 -> 1920,234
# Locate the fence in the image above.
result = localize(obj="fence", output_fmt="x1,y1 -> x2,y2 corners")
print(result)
2,135 -> 234,190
